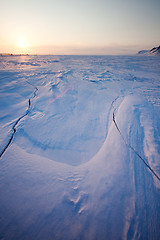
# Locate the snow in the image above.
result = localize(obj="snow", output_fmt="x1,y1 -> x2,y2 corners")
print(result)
138,46 -> 160,56
0,55 -> 160,240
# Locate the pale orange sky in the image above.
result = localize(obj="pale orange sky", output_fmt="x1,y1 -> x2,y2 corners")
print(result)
0,0 -> 160,55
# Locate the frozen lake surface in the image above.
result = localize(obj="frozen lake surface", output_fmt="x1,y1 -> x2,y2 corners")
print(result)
0,55 -> 160,240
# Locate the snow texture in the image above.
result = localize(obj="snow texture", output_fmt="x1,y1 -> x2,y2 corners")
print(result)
0,55 -> 160,240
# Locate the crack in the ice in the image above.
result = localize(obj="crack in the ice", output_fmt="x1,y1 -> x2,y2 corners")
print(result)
112,97 -> 160,182
0,87 -> 38,158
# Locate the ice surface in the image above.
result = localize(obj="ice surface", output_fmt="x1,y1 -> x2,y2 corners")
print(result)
0,55 -> 160,240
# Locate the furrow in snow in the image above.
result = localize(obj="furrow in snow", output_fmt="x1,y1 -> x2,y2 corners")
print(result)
0,87 -> 38,158
112,96 -> 160,182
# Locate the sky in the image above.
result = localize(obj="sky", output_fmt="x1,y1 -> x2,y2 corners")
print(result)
0,0 -> 160,55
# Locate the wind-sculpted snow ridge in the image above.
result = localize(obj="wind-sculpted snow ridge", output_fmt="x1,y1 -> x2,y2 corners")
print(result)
0,87 -> 38,158
112,96 -> 160,182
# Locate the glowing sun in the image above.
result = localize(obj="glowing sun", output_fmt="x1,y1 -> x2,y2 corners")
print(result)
18,38 -> 28,48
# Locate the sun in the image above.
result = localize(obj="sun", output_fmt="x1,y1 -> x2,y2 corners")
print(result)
18,38 -> 28,48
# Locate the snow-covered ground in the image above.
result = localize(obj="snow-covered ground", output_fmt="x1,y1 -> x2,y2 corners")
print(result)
0,55 -> 160,240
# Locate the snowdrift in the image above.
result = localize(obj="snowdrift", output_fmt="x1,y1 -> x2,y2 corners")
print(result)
0,55 -> 160,240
